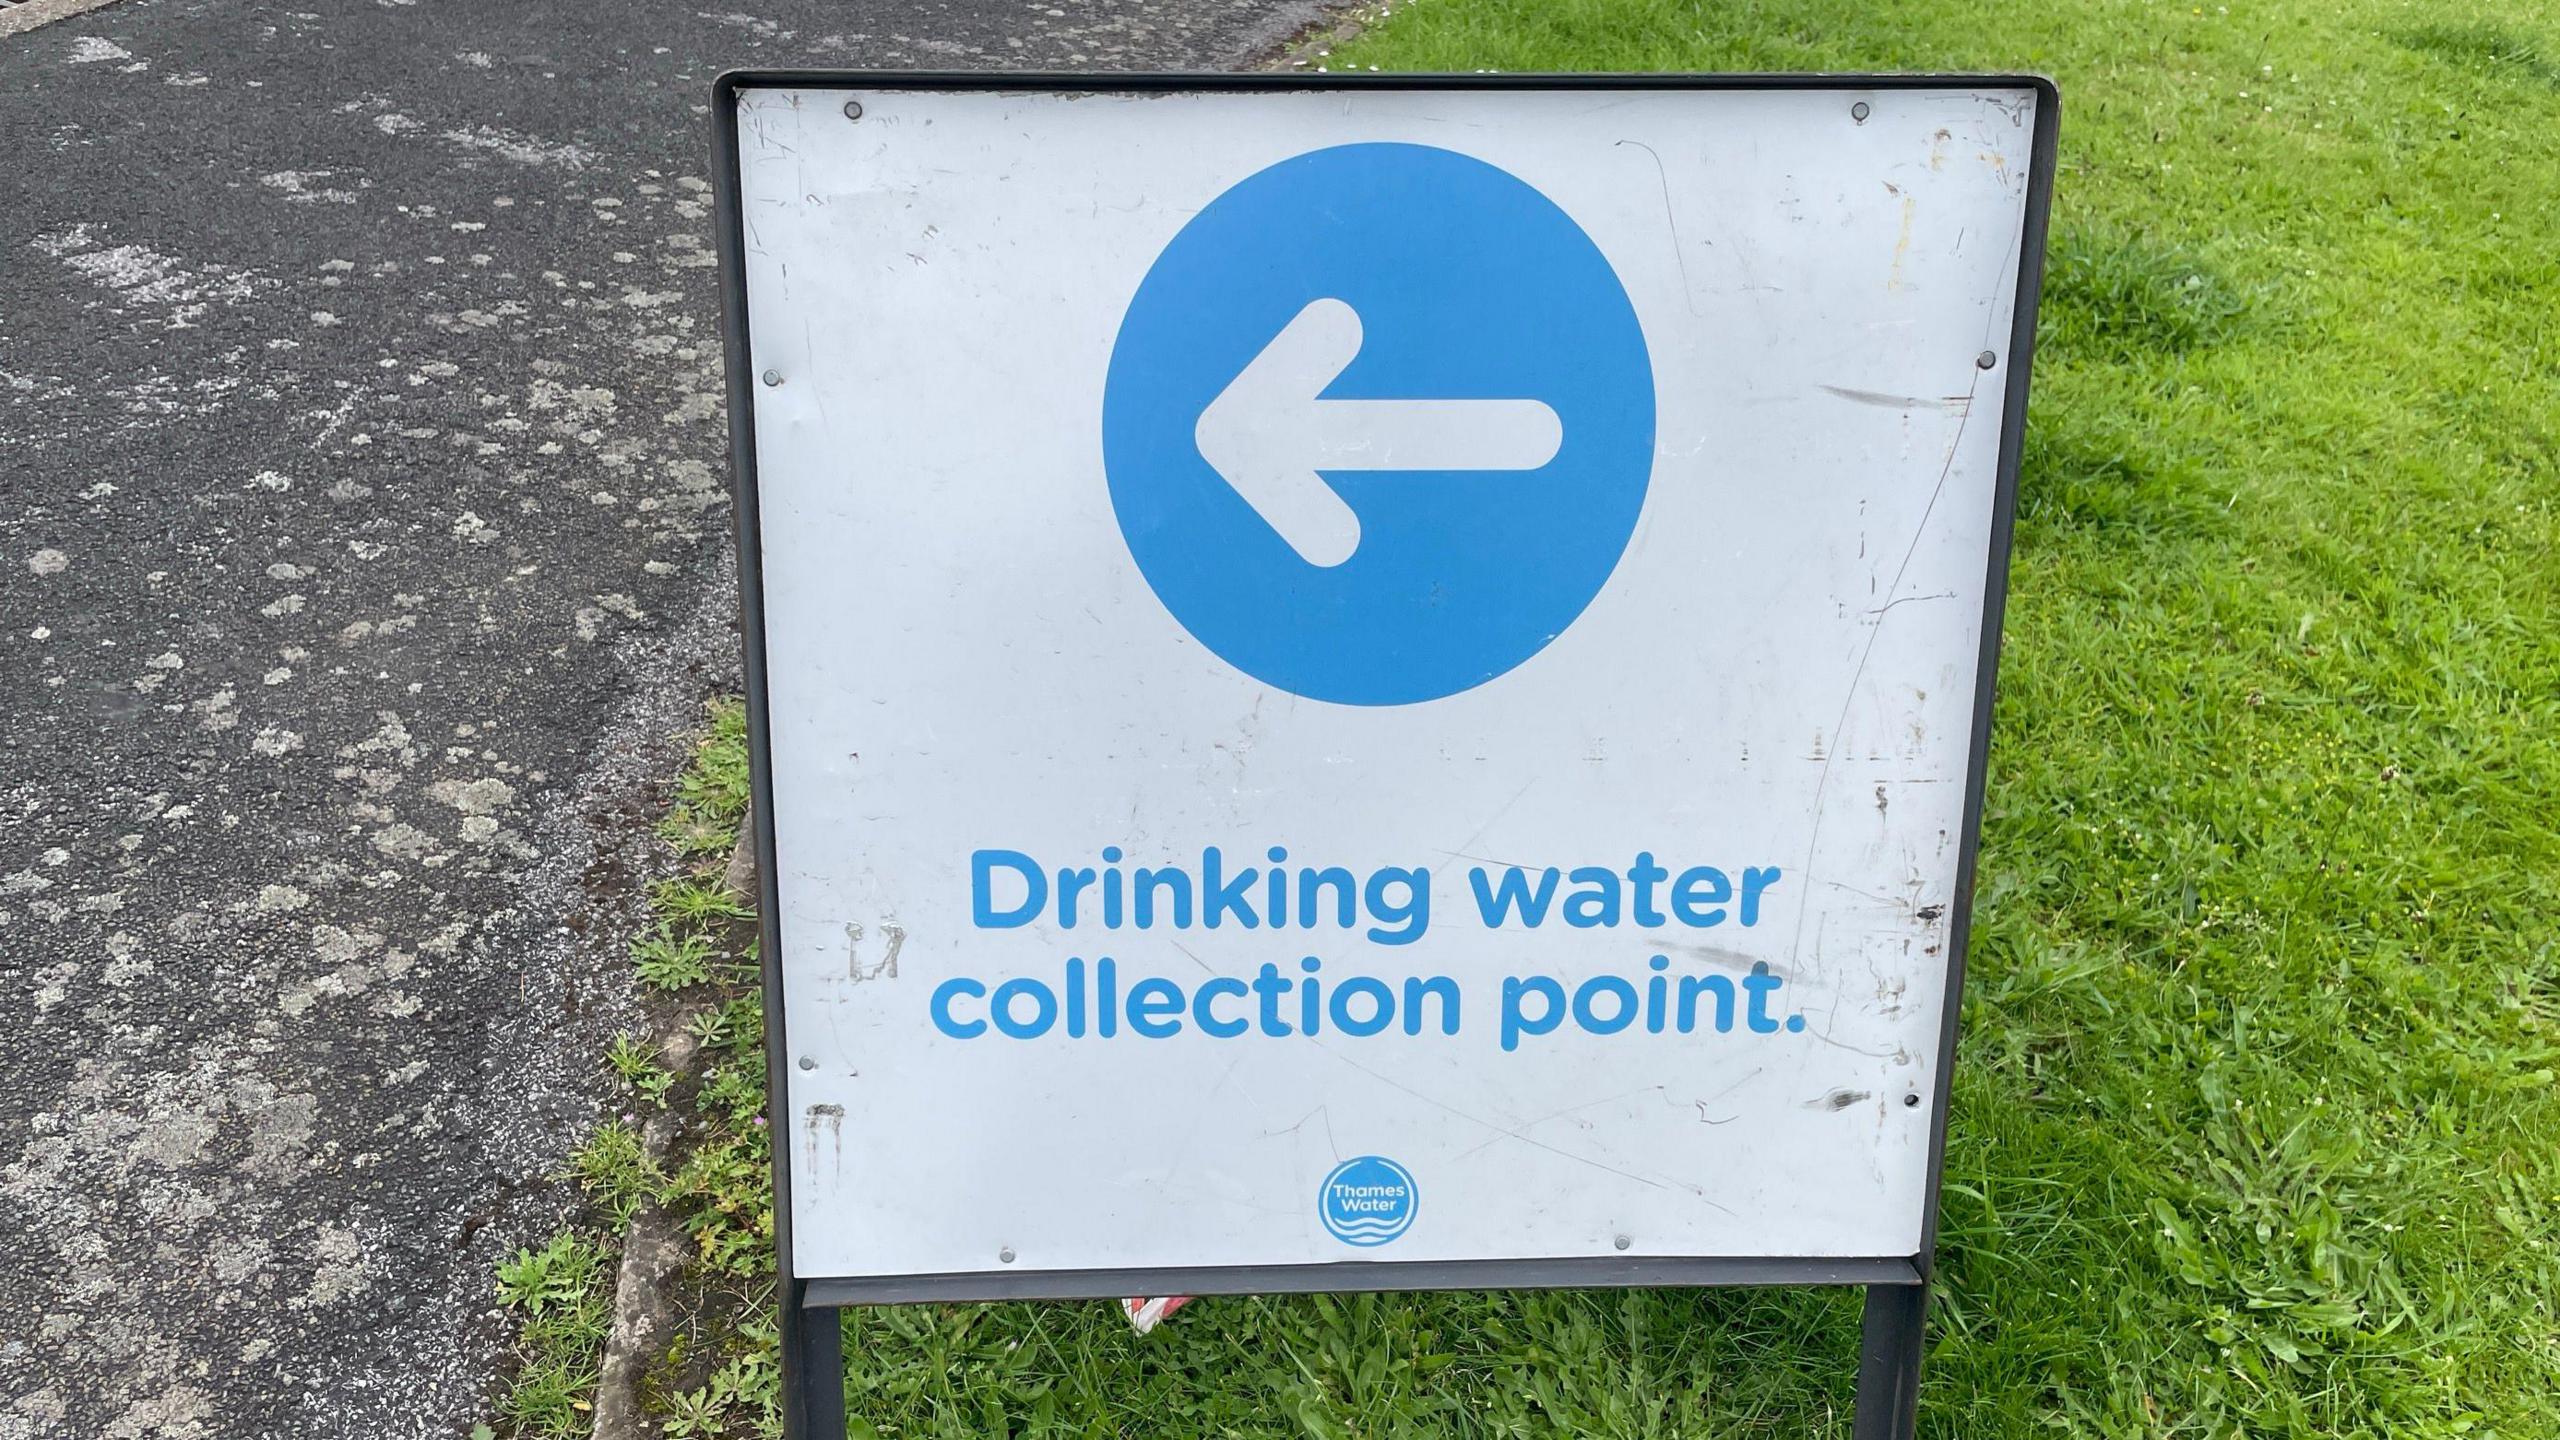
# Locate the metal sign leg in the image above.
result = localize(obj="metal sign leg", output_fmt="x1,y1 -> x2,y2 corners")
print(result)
782,1288 -> 846,1440
1850,1282 -> 1926,1440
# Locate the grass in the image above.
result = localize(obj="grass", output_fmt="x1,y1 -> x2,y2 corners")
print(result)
510,2 -> 2559,1433
488,700 -> 783,1438
489,1233 -> 616,1436
2396,22 -> 2560,88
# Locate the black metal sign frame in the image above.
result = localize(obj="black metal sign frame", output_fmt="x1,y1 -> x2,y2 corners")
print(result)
713,68 -> 2058,1440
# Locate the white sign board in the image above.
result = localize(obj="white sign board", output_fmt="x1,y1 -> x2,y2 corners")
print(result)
721,75 -> 2053,1297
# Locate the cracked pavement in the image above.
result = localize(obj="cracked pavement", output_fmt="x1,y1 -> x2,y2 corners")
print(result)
0,1 -> 1316,1435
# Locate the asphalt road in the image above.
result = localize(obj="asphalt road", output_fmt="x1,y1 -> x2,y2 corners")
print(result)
0,2 -> 1315,1435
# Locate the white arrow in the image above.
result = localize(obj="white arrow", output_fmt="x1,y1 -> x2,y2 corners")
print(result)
1192,297 -> 1565,567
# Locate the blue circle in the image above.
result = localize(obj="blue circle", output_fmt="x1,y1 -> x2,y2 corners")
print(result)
1104,143 -> 1655,706
1319,1155 -> 1419,1247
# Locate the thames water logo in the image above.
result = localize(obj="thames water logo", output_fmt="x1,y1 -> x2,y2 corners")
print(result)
1319,1155 -> 1418,1247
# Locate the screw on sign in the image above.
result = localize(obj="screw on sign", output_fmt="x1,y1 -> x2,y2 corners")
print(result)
720,73 -> 2055,1439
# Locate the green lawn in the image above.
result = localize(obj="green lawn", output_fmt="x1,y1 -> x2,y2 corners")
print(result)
546,5 -> 2560,1436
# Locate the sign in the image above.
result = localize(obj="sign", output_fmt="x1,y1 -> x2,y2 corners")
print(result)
721,76 -> 2054,1307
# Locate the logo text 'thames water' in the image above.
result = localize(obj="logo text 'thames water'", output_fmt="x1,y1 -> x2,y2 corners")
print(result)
1320,1156 -> 1418,1247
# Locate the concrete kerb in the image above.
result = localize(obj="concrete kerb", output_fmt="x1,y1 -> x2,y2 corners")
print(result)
588,812 -> 753,1440
1267,1 -> 1376,70
0,0 -> 130,41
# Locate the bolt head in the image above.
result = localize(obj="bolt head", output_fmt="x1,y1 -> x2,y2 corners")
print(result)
761,368 -> 783,387
1612,1234 -> 1632,1251
998,1245 -> 1017,1264
1976,350 -> 1999,370
842,99 -> 864,121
